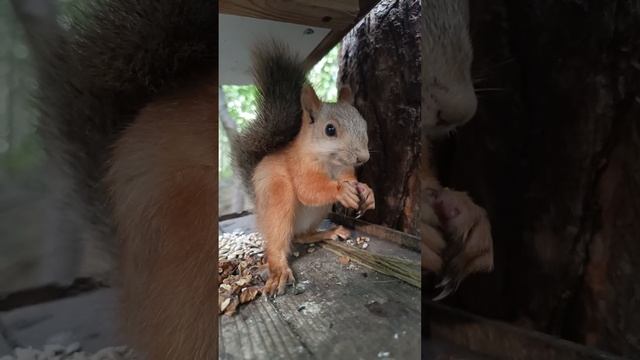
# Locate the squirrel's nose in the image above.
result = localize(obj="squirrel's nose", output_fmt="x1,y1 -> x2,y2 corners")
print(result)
356,152 -> 370,165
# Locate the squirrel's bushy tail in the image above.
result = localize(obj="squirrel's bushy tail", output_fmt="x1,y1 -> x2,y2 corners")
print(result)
34,0 -> 217,256
231,41 -> 307,197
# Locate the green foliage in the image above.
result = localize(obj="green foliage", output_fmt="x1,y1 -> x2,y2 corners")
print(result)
0,133 -> 44,175
0,1 -> 43,180
221,85 -> 257,131
308,46 -> 340,102
219,44 -> 341,179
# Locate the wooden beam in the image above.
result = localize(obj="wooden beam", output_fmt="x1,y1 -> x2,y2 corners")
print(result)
427,301 -> 627,360
0,278 -> 106,312
328,211 -> 420,252
303,0 -> 381,71
219,0 -> 359,29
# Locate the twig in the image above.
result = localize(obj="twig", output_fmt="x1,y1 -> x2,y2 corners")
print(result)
321,240 -> 421,288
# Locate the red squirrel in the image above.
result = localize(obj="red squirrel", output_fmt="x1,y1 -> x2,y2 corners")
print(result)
230,42 -> 375,296
31,0 -> 217,358
421,0 -> 494,298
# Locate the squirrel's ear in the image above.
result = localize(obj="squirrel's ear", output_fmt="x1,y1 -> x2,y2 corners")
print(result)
338,85 -> 354,105
301,84 -> 321,123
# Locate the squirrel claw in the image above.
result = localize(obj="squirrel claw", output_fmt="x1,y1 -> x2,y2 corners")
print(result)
432,286 -> 454,302
263,265 -> 295,297
435,276 -> 451,289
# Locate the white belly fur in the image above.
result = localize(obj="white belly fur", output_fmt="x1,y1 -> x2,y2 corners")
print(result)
293,203 -> 331,235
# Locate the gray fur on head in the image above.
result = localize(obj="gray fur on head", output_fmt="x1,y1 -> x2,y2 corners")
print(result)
422,0 -> 477,136
305,101 -> 369,168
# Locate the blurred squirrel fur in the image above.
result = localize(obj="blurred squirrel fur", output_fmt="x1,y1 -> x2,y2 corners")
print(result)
28,0 -> 217,358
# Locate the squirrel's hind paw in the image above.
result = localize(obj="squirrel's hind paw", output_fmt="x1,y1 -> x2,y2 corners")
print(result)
263,265 -> 295,297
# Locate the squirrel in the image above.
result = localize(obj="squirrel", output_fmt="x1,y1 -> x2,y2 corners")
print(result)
230,42 -> 375,296
27,0 -> 217,358
420,0 -> 494,299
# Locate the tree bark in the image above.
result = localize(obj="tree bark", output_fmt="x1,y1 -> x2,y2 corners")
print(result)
338,0 -> 422,234
435,0 -> 640,357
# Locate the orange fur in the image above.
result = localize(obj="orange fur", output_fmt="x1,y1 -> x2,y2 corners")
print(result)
253,93 -> 368,295
107,81 -> 217,359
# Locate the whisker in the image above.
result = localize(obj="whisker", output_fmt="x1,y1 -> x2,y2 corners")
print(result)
473,77 -> 488,85
493,57 -> 515,67
475,88 -> 505,93
472,57 -> 516,81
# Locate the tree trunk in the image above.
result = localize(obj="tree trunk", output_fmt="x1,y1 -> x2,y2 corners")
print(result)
435,0 -> 640,357
338,0 -> 422,234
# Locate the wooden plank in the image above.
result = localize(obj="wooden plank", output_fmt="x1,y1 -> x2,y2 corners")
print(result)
272,246 -> 420,359
0,289 -> 120,353
219,210 -> 253,222
423,337 -> 495,360
302,29 -> 346,70
0,278 -> 106,312
302,0 -> 381,70
426,301 -> 628,360
219,299 -> 311,360
219,0 -> 359,29
0,317 -> 18,355
329,212 -> 420,251
219,215 -> 421,359
0,335 -> 11,356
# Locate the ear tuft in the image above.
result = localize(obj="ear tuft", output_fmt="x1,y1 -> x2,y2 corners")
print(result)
301,84 -> 321,122
338,85 -> 354,105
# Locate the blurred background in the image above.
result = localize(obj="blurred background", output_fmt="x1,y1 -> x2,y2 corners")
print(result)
0,0 -> 46,294
0,0 -> 80,294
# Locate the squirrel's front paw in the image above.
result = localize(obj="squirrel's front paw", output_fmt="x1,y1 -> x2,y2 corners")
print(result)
355,182 -> 375,212
337,180 -> 360,209
263,264 -> 295,297
430,188 -> 493,300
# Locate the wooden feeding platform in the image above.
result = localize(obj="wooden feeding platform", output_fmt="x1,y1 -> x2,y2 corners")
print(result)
218,212 -> 422,359
424,301 -> 629,360
0,210 -> 628,360
0,283 -> 120,355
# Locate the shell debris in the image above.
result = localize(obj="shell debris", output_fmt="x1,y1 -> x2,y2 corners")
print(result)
218,231 -> 267,316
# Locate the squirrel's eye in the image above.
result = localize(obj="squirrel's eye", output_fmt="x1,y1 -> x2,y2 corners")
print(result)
325,123 -> 337,137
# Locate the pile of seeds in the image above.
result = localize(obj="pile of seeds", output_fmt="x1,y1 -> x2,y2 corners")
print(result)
346,235 -> 371,249
219,231 -> 264,260
217,229 -> 371,316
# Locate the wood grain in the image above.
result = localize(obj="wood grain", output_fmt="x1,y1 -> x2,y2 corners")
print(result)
219,299 -> 311,360
302,0 -> 381,70
219,0 -> 359,29
219,215 -> 421,359
427,301 -> 627,360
